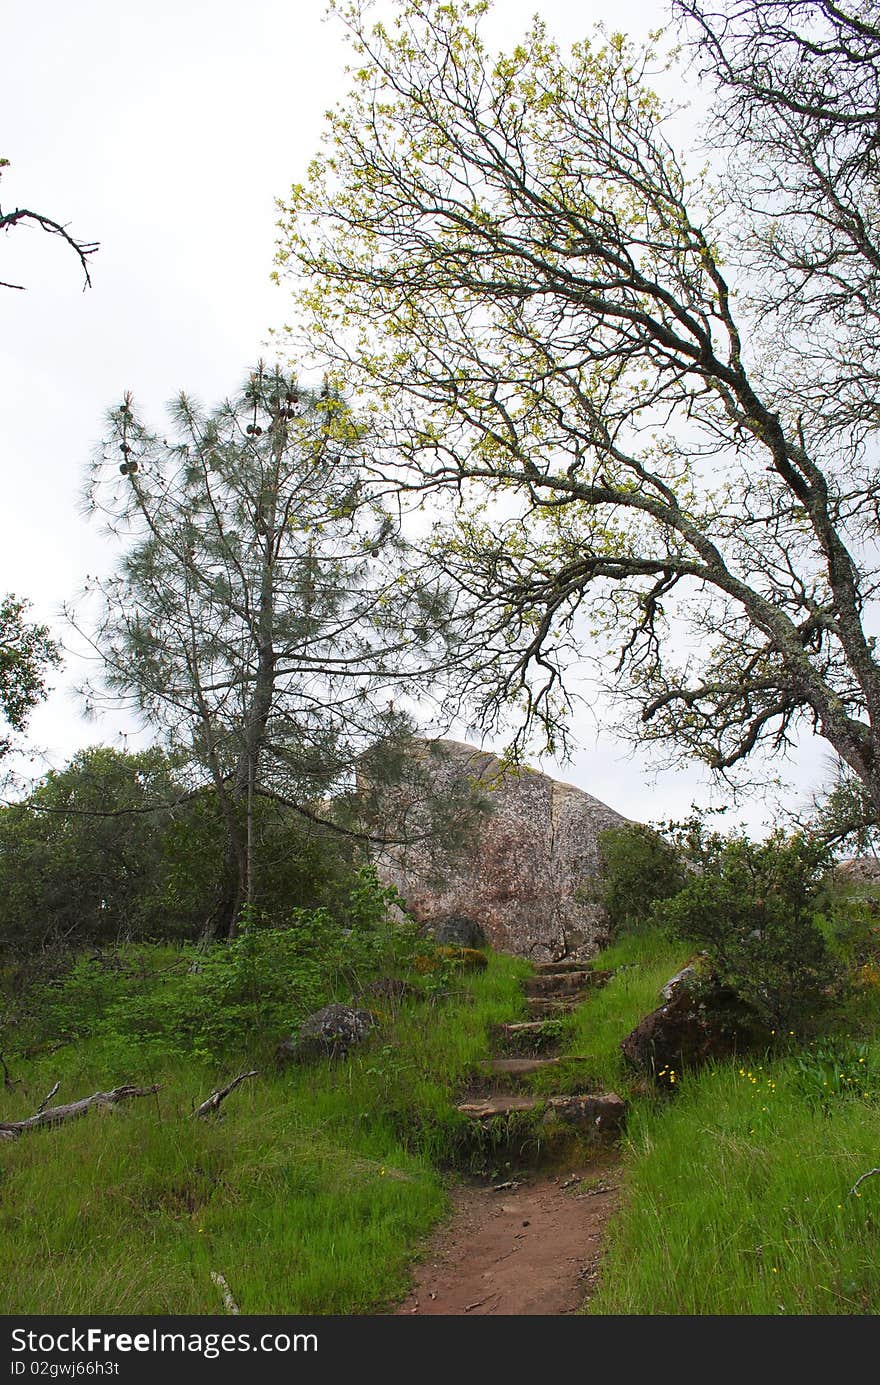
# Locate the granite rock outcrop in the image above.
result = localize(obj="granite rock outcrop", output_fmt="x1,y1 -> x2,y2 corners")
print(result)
372,739 -> 628,962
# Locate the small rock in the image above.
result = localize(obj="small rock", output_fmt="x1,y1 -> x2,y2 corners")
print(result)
277,1003 -> 376,1064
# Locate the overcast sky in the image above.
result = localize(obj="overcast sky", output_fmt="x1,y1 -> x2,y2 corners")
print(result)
0,0 -> 833,830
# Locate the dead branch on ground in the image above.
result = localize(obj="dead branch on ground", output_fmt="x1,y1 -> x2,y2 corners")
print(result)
850,1167 -> 880,1197
210,1272 -> 240,1315
193,1071 -> 257,1119
0,1084 -> 160,1141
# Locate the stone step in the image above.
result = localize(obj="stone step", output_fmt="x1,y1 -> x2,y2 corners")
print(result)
457,1091 -> 626,1134
590,968 -> 614,988
524,970 -> 593,997
525,995 -> 582,1016
532,960 -> 593,974
458,1094 -> 540,1118
492,1020 -> 565,1053
530,964 -> 615,989
545,1092 -> 627,1134
481,1056 -> 594,1077
496,1020 -> 559,1034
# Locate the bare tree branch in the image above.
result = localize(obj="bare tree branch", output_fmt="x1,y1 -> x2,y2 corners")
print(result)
193,1071 -> 257,1119
0,161 -> 99,292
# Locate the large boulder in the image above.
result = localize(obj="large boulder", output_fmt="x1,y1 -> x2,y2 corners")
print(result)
621,973 -> 771,1082
430,915 -> 487,948
370,739 -> 628,962
277,1003 -> 375,1064
832,857 -> 880,890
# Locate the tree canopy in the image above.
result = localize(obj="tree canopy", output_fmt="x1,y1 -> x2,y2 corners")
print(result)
0,746 -> 187,955
277,0 -> 880,815
0,594 -> 61,762
0,744 -> 381,957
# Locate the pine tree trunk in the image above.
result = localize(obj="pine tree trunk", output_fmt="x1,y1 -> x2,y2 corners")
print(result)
201,827 -> 247,942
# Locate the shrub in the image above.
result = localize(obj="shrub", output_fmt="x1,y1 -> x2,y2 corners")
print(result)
14,868 -> 425,1063
0,746 -> 190,954
594,823 -> 687,934
653,830 -> 837,1029
0,746 -> 387,958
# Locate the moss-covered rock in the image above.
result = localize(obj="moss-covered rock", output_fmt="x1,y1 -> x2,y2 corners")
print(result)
412,945 -> 488,973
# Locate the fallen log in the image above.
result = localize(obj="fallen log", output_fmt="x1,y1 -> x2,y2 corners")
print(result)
193,1071 -> 257,1119
0,1084 -> 160,1141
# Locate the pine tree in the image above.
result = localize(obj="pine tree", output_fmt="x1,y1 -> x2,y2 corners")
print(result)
77,364 -> 457,938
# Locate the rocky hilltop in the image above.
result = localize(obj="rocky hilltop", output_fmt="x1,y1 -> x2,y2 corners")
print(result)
372,739 -> 629,962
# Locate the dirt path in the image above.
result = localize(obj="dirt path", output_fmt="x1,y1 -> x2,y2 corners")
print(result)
395,1158 -> 620,1316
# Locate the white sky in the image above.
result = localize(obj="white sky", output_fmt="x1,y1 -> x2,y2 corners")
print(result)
0,0 -> 832,831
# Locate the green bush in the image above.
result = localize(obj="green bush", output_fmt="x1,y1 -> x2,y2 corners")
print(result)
594,823 -> 687,934
14,868 -> 423,1063
0,747 -> 190,954
653,830 -> 837,1029
0,746 -> 376,957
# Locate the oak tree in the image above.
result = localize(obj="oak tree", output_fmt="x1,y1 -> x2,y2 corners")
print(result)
278,0 -> 880,815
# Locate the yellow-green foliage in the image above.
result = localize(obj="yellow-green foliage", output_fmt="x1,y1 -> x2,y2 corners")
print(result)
412,945 -> 488,973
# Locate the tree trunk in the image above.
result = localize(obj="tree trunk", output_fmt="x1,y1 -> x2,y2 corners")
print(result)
201,827 -> 247,942
201,429 -> 281,944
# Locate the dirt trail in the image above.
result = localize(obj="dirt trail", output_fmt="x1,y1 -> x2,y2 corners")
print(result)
395,1159 -> 620,1316
394,958 -> 624,1316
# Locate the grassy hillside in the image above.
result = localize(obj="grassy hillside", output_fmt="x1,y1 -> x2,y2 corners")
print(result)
580,928 -> 880,1315
6,911 -> 880,1317
0,946 -> 527,1314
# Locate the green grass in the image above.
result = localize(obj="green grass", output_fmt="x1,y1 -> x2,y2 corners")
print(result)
0,951 -> 527,1314
580,928 -> 880,1315
590,1049 -> 880,1314
11,921 -> 880,1316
